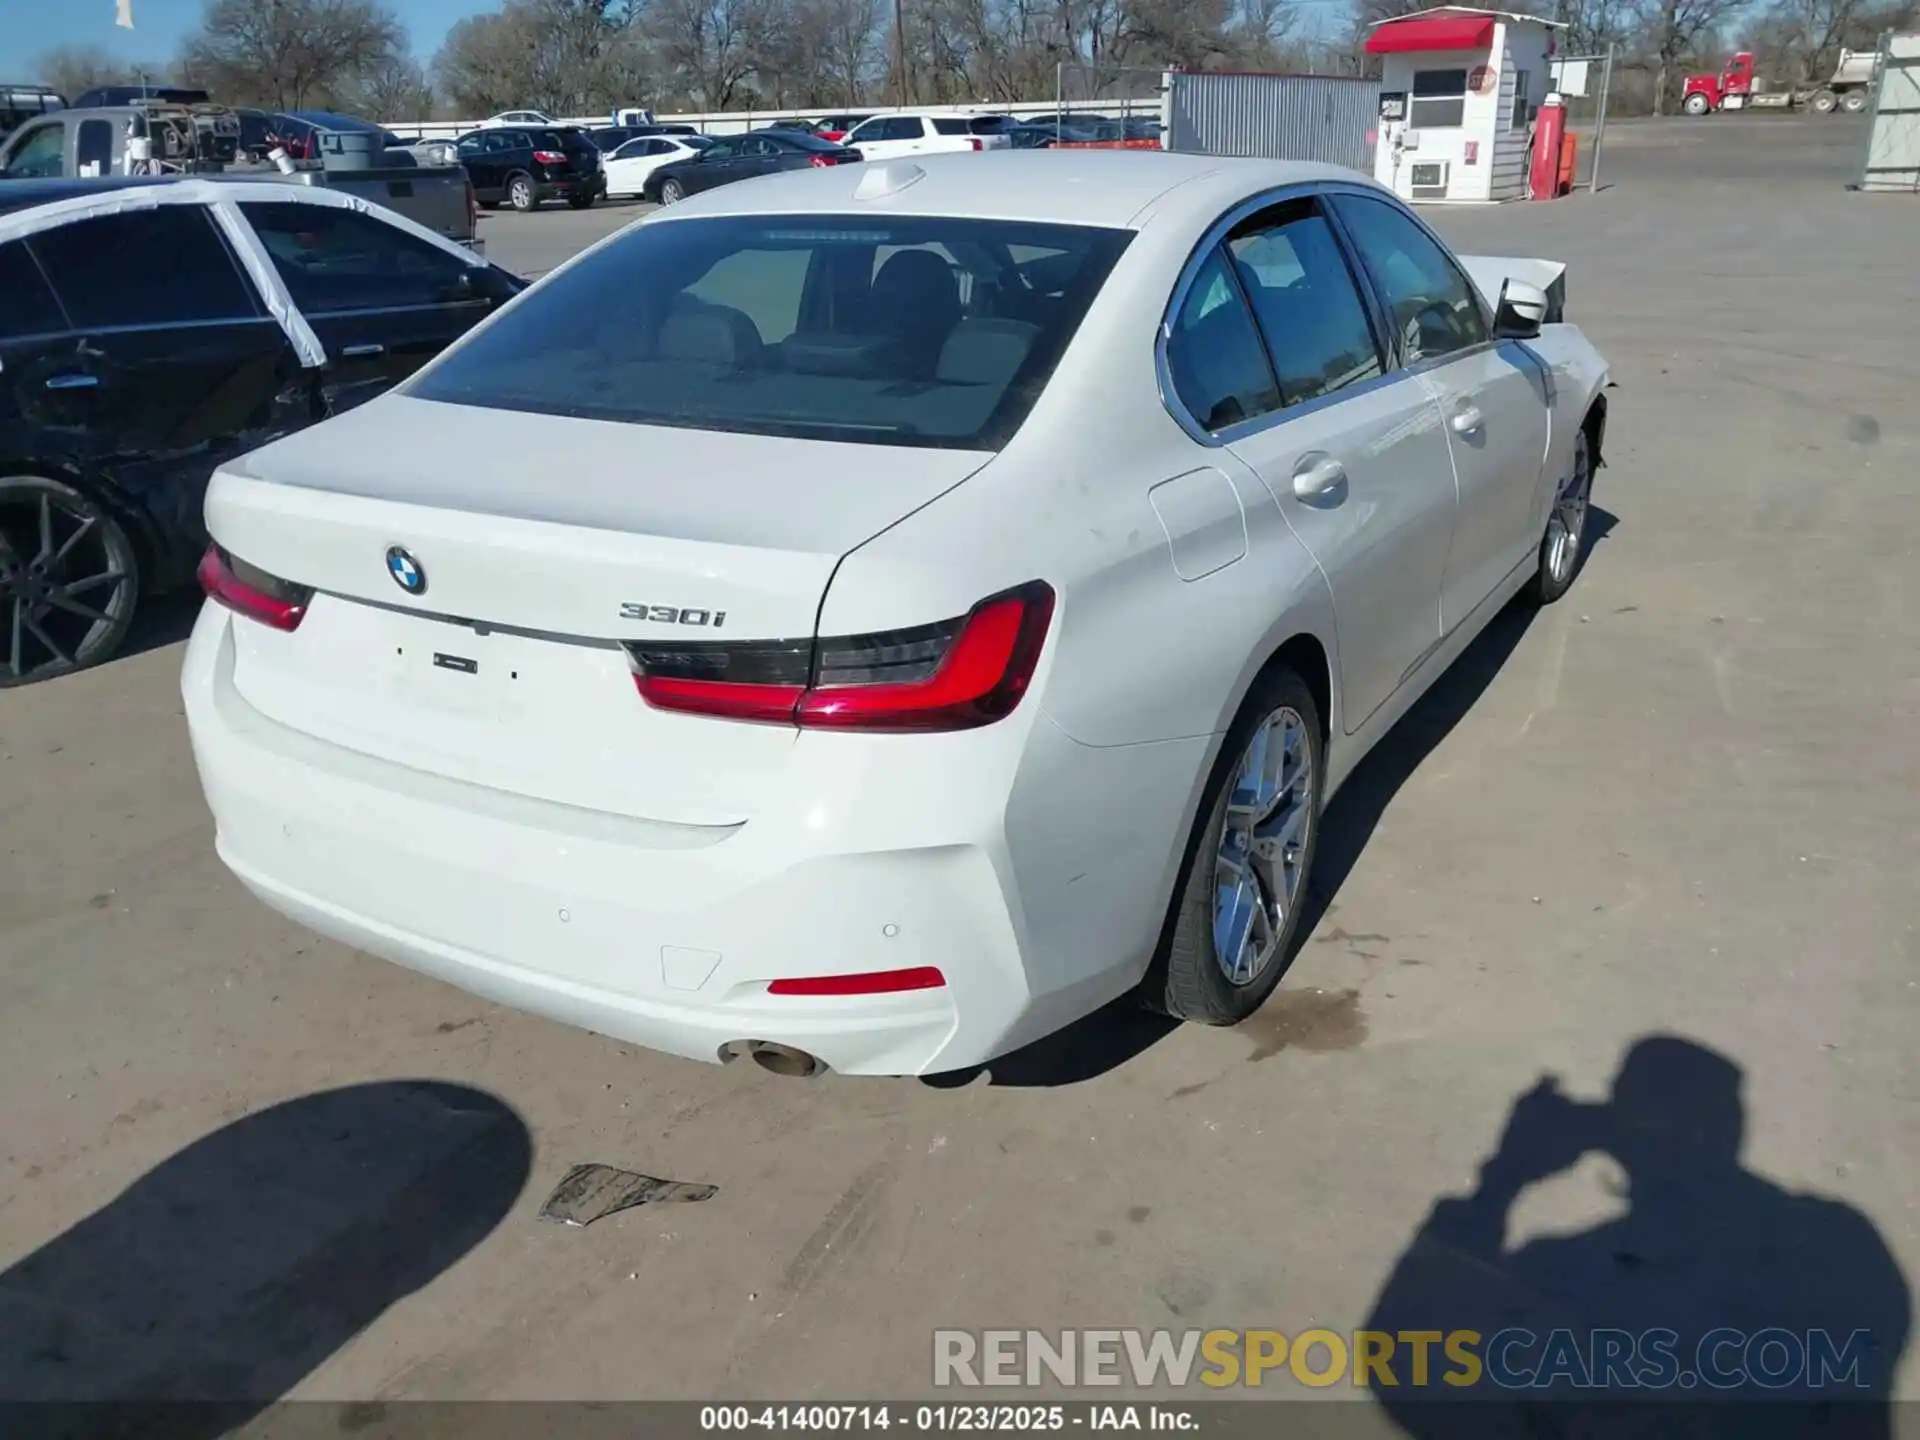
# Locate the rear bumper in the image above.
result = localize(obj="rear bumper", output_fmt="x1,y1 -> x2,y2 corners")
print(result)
181,607 -> 1166,1076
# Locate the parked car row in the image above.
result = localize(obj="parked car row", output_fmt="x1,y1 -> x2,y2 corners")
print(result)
0,176 -> 524,685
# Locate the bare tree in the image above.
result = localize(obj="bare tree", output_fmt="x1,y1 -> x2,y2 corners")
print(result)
32,44 -> 160,99
644,0 -> 768,108
345,55 -> 436,120
178,0 -> 408,110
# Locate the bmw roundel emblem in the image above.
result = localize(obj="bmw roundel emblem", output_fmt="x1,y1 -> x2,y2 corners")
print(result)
386,546 -> 427,595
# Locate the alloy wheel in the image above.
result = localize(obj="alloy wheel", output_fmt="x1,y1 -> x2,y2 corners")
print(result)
1546,433 -> 1592,586
0,484 -> 137,683
1212,705 -> 1313,987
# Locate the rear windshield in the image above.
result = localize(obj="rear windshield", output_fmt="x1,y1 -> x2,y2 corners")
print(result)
408,214 -> 1131,450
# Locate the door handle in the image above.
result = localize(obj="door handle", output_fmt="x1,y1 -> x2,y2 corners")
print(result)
340,343 -> 386,359
1290,453 -> 1348,502
45,372 -> 99,391
1450,403 -> 1484,435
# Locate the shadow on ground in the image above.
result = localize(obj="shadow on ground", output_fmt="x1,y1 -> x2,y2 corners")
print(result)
0,1081 -> 532,1438
925,509 -> 1618,1089
1363,1034 -> 1910,1437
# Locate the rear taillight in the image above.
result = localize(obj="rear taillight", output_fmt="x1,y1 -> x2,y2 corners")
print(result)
809,153 -> 836,167
198,544 -> 312,632
968,137 -> 983,151
532,149 -> 566,165
626,580 -> 1054,733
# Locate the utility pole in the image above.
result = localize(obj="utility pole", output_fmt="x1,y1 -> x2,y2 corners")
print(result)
893,0 -> 909,106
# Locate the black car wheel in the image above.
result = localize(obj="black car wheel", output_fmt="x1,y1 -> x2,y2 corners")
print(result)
508,172 -> 538,211
660,177 -> 684,205
567,190 -> 597,209
0,475 -> 141,687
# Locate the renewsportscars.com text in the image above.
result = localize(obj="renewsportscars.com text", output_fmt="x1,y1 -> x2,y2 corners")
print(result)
933,1328 -> 1877,1392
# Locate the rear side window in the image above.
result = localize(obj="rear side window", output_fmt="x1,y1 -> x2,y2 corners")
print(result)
1165,248 -> 1280,433
30,207 -> 258,328
76,119 -> 114,175
240,202 -> 476,314
0,240 -> 66,338
1225,201 -> 1383,407
409,214 -> 1132,450
933,118 -> 969,135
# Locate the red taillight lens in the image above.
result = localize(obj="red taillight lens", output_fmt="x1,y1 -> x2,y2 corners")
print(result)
197,544 -> 312,631
626,581 -> 1054,733
769,967 -> 947,996
968,137 -> 983,151
532,149 -> 566,165
809,153 -> 835,167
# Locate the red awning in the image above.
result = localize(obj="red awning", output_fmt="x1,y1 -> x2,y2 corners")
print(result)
1365,15 -> 1496,52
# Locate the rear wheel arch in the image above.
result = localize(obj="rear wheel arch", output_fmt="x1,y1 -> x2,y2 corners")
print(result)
1584,392 -> 1608,467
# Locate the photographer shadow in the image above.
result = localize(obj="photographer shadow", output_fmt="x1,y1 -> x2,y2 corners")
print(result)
1362,1035 -> 1910,1437
0,1080 -> 532,1439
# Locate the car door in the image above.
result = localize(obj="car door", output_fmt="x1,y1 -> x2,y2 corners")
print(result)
237,199 -> 498,416
683,137 -> 746,193
603,137 -> 649,196
455,131 -> 498,200
2,119 -> 67,178
1330,192 -> 1551,633
19,206 -> 310,559
738,134 -> 785,178
1164,194 -> 1458,732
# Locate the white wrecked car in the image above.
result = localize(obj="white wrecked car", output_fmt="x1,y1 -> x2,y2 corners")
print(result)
183,154 -> 1611,1076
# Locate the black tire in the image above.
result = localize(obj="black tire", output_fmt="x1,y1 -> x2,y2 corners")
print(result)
1683,93 -> 1713,116
1840,89 -> 1868,114
1811,89 -> 1839,113
567,190 -> 597,209
1141,665 -> 1325,1024
0,473 -> 141,687
1523,424 -> 1595,607
478,199 -> 501,210
660,177 -> 684,205
507,172 -> 538,212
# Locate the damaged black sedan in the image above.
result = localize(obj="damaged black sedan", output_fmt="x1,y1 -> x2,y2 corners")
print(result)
0,176 -> 523,686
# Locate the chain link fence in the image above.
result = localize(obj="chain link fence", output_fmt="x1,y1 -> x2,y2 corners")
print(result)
1858,31 -> 1920,191
1550,45 -> 1617,190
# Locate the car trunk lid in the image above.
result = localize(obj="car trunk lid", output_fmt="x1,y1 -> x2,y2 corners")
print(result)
206,397 -> 989,826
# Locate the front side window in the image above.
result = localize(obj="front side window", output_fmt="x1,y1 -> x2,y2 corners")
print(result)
0,240 -> 66,339
1331,194 -> 1488,365
1165,247 -> 1281,434
1410,69 -> 1467,129
408,214 -> 1131,450
30,207 -> 257,328
240,202 -> 476,314
5,122 -> 65,178
1226,201 -> 1383,407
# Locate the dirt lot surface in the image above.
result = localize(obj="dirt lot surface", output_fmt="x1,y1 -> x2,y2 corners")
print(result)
2,114 -> 1915,1419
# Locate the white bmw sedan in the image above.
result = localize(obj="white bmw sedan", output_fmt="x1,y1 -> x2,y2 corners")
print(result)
183,152 -> 1610,1077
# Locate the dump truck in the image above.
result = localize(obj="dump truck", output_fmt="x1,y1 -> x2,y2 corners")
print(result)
1682,49 -> 1879,115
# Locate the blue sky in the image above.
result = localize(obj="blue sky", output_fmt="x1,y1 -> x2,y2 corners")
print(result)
20,0 -> 472,70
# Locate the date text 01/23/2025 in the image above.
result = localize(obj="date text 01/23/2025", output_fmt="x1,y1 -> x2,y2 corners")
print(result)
699,1405 -> 1199,1432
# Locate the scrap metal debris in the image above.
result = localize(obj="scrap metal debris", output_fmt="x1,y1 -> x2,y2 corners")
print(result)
538,1163 -> 716,1227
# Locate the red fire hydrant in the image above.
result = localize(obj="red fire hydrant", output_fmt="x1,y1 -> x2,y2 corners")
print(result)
1530,93 -> 1568,200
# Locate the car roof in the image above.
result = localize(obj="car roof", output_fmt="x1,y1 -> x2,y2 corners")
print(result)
648,150 -> 1373,229
0,175 -> 175,219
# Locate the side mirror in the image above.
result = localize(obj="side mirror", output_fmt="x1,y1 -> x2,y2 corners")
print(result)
1493,278 -> 1548,340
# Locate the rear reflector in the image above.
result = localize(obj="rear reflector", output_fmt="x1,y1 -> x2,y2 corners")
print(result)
198,544 -> 312,631
626,581 -> 1053,733
768,967 -> 946,996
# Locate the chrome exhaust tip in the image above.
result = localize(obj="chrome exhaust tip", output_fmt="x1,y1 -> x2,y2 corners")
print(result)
719,1040 -> 826,1078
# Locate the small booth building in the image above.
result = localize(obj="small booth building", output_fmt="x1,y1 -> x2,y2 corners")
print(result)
1366,6 -> 1563,203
